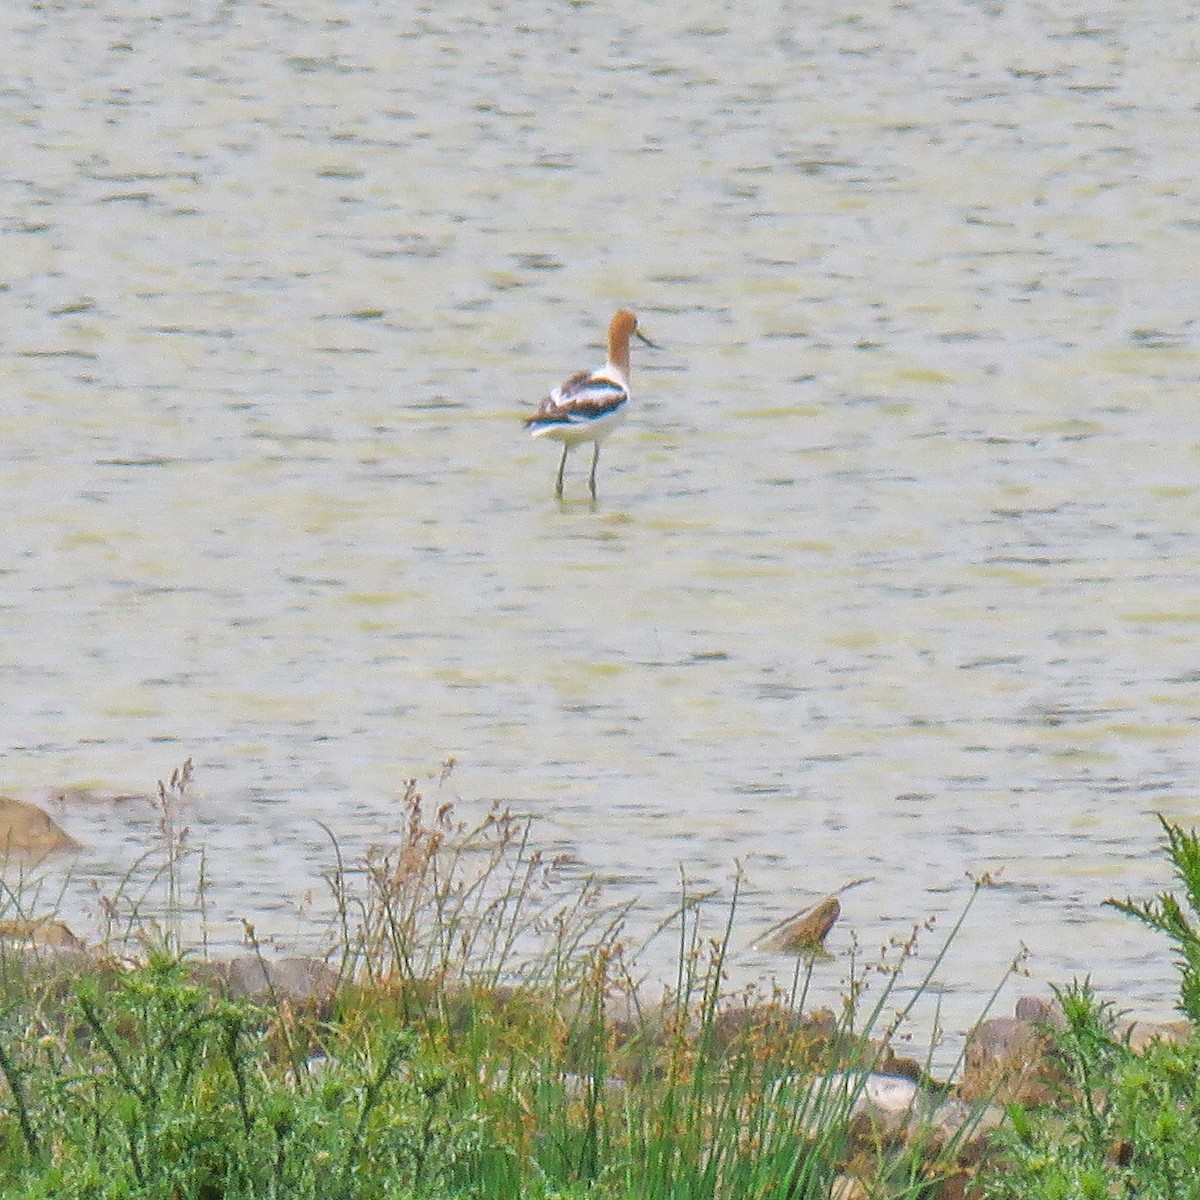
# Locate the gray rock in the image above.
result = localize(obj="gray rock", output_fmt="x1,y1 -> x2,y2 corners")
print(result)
223,955 -> 340,1009
1014,995 -> 1058,1023
907,1094 -> 1006,1157
960,1016 -> 1059,1105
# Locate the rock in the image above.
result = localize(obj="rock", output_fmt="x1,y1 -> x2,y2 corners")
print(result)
185,959 -> 232,993
1014,995 -> 1062,1024
711,1002 -> 837,1053
1117,1017 -> 1191,1052
870,1044 -> 931,1086
907,1094 -> 1006,1159
0,944 -> 101,996
1011,995 -> 1187,1051
33,786 -> 146,807
223,954 -> 340,1010
959,1016 -> 1061,1106
0,918 -> 92,994
0,796 -> 81,857
929,1169 -> 972,1200
795,1070 -> 921,1140
961,999 -> 1192,1111
794,1072 -> 1006,1195
755,896 -> 841,954
0,918 -> 86,951
908,1095 -> 972,1150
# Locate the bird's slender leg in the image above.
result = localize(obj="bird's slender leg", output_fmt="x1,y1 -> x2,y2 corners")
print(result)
589,442 -> 601,499
555,443 -> 569,498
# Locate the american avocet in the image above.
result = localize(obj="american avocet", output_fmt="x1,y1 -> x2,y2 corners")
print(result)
524,309 -> 656,499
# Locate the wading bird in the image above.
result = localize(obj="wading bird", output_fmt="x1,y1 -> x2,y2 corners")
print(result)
524,309 -> 656,499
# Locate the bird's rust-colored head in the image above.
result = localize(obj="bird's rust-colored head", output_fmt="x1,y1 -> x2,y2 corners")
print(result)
606,309 -> 656,376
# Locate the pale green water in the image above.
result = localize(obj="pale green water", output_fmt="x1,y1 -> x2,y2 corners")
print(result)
3,1 -> 1200,1052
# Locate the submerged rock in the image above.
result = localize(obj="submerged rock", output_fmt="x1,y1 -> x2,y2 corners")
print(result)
32,785 -> 147,807
0,796 -> 81,857
754,896 -> 841,954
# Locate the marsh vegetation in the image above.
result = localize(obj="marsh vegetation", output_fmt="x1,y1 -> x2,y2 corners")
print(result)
1,765 -> 1198,1198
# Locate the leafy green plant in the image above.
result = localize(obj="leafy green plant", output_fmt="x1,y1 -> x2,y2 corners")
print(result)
982,815 -> 1200,1200
0,954 -> 481,1199
1107,814 -> 1200,1025
983,981 -> 1200,1200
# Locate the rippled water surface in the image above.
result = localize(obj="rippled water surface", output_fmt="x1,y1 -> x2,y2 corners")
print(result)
3,1 -> 1200,1052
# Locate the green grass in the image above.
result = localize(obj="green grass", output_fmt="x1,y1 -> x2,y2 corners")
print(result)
0,929 -> 968,1200
0,953 -> 481,1199
0,765 -> 1030,1198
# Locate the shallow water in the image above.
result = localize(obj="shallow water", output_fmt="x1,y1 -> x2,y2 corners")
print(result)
3,1 -> 1200,1057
